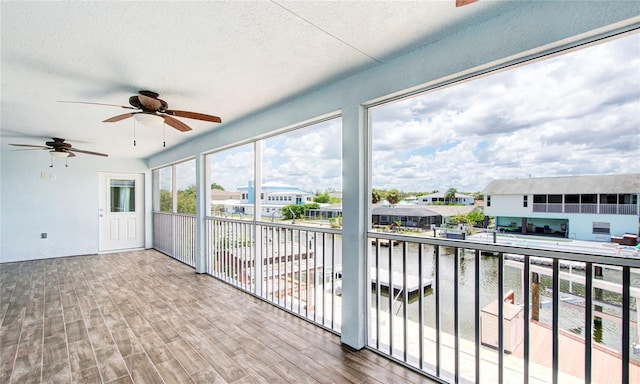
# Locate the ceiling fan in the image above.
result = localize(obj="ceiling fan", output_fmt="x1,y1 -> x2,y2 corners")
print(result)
456,0 -> 478,6
9,137 -> 108,158
60,90 -> 222,132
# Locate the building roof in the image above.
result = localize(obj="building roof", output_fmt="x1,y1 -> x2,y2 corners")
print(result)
482,174 -> 640,195
421,192 -> 474,199
371,206 -> 441,217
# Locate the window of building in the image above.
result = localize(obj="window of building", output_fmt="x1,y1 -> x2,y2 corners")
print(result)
260,117 -> 342,223
175,159 -> 196,214
523,195 -> 528,207
152,160 -> 195,214
548,195 -> 562,204
154,166 -> 173,212
533,195 -> 547,204
110,180 -> 135,212
565,194 -> 579,204
487,196 -> 491,207
592,222 -> 610,234
600,194 -> 617,204
207,116 -> 341,221
208,143 -> 254,216
581,194 -> 597,204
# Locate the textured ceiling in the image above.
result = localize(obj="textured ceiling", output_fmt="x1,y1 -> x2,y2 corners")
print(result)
1,1 -> 515,158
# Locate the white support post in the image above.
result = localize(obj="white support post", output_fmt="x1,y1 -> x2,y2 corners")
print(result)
340,104 -> 368,349
254,141 -> 263,296
195,153 -> 208,274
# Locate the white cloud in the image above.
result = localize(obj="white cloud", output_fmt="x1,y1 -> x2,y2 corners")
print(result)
205,34 -> 639,195
372,33 -> 640,192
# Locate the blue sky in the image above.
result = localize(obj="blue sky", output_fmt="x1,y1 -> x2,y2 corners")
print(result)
186,33 -> 640,195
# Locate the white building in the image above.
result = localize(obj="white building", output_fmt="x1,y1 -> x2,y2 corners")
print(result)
482,174 -> 640,241
417,192 -> 475,206
227,181 -> 313,218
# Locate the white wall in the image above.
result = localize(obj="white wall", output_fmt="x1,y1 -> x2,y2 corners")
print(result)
486,195 -> 531,216
0,149 -> 150,263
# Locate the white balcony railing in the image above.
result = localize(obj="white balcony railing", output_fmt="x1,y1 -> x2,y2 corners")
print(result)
533,203 -> 636,215
600,203 -> 638,215
154,215 -> 640,383
153,212 -> 196,267
205,217 -> 343,333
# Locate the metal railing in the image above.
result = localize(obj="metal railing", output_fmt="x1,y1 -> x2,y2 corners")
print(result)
535,203 -> 636,215
152,212 -> 196,267
599,203 -> 638,215
153,212 -> 639,383
205,217 -> 342,333
367,231 -> 639,384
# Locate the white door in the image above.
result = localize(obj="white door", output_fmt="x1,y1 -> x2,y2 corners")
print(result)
99,172 -> 145,252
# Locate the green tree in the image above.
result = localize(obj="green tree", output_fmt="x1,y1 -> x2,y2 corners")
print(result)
372,188 -> 385,204
159,189 -> 172,212
281,203 -> 320,220
386,189 -> 402,206
177,185 -> 196,214
314,192 -> 331,204
468,208 -> 485,224
211,182 -> 225,190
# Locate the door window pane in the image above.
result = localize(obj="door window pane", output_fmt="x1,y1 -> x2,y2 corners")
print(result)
110,179 -> 135,212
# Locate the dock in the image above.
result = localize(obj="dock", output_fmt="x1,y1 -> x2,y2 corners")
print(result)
371,238 -> 400,247
370,267 -> 432,295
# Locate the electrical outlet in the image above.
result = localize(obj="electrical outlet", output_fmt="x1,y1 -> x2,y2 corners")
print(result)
41,233 -> 47,239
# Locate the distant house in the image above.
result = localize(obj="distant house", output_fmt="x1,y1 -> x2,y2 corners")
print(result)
482,174 -> 640,241
417,192 -> 475,206
371,206 -> 442,229
227,181 -> 313,217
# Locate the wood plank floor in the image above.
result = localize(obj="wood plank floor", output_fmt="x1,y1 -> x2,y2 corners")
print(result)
0,250 -> 437,384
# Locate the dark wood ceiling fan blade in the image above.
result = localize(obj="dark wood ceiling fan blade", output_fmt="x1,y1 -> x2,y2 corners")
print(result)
58,101 -> 136,110
9,144 -> 50,149
103,113 -> 135,123
163,115 -> 192,132
165,110 -> 222,123
456,0 -> 478,6
69,148 -> 108,157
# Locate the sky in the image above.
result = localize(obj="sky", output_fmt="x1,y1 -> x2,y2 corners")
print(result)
371,33 -> 640,193
208,119 -> 342,193
172,33 -> 639,195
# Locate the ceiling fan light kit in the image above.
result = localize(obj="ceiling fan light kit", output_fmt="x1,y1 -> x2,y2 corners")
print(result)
134,113 -> 165,126
49,150 -> 70,158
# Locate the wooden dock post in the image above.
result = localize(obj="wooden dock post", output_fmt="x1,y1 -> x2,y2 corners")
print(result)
594,265 -> 604,342
532,272 -> 540,321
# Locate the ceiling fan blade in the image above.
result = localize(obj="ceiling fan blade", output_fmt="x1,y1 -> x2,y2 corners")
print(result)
69,148 -> 109,157
9,144 -> 50,149
165,110 -> 222,123
66,151 -> 76,158
103,113 -> 135,123
456,0 -> 478,6
58,101 -> 137,110
163,115 -> 192,132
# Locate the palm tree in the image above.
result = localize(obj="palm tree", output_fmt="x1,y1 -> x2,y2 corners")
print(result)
386,189 -> 402,206
444,188 -> 457,204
